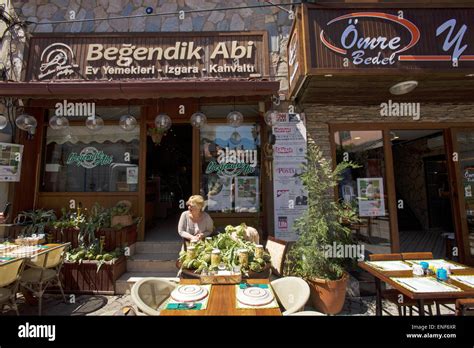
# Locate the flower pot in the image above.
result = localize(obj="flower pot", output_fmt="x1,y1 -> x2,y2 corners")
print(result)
150,133 -> 163,144
307,272 -> 348,314
111,215 -> 133,227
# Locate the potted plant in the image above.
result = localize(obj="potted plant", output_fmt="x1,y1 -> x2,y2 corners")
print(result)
284,143 -> 360,314
110,200 -> 133,228
147,126 -> 166,145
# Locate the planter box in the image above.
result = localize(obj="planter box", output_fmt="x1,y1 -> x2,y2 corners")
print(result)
60,256 -> 126,294
47,224 -> 138,251
5,225 -> 137,252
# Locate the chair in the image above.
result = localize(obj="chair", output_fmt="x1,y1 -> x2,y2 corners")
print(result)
270,276 -> 310,315
131,278 -> 177,316
0,258 -> 25,315
368,253 -> 433,316
401,252 -> 434,260
456,298 -> 474,316
20,243 -> 70,316
265,236 -> 289,278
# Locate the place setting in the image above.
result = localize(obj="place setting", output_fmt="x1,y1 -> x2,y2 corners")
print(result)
235,282 -> 279,309
163,284 -> 212,311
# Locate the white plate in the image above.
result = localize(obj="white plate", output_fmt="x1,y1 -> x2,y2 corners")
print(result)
237,287 -> 275,306
171,285 -> 208,303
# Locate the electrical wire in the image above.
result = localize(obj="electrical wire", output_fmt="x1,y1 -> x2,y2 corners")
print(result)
27,1 -> 301,26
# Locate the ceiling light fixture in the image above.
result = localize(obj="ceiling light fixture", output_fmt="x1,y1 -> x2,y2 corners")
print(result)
389,80 -> 418,95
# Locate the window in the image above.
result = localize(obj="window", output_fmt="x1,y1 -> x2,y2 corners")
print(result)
335,130 -> 391,253
41,107 -> 140,192
200,123 -> 261,213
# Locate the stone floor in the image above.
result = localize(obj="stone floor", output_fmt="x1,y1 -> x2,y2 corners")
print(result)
0,293 -> 457,316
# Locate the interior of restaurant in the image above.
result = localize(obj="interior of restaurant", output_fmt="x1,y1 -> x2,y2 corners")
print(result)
145,125 -> 193,241
391,130 -> 455,260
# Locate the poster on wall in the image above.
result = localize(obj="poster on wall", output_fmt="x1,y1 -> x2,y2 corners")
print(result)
207,176 -> 233,212
0,143 -> 24,182
273,113 -> 307,241
357,178 -> 385,217
235,176 -> 259,212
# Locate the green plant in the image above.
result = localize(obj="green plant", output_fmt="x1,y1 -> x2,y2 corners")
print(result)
20,209 -> 57,236
284,143 -> 360,281
111,202 -> 131,217
178,223 -> 271,277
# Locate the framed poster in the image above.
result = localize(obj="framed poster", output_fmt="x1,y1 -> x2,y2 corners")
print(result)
357,178 -> 385,217
0,143 -> 24,182
235,176 -> 259,212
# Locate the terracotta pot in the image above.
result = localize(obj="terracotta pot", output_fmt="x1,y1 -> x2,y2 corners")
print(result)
150,133 -> 163,144
307,272 -> 348,314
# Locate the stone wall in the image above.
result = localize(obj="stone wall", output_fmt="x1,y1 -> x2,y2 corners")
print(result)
11,0 -> 293,93
301,103 -> 474,165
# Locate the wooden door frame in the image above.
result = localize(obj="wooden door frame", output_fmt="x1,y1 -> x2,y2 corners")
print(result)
330,122 -> 474,265
447,127 -> 474,266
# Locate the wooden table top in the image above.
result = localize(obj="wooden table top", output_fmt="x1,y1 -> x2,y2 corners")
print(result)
359,260 -> 474,300
160,279 -> 282,316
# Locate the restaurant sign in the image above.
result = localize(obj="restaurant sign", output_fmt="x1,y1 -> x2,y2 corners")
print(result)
26,33 -> 267,81
304,8 -> 474,70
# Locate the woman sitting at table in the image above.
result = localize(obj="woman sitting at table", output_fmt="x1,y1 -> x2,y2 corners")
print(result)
178,195 -> 214,243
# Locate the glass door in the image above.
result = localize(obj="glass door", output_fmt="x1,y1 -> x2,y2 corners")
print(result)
451,129 -> 474,266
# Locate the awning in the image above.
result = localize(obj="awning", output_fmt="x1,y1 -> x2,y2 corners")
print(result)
46,125 -> 140,145
0,79 -> 280,99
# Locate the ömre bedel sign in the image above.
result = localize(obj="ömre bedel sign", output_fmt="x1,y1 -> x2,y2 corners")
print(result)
27,33 -> 267,81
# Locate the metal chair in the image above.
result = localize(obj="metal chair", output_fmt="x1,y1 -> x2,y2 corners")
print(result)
131,278 -> 177,316
20,243 -> 70,316
0,258 -> 25,315
270,276 -> 310,315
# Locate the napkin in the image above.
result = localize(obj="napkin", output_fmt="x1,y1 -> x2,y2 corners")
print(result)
239,283 -> 269,289
165,302 -> 203,310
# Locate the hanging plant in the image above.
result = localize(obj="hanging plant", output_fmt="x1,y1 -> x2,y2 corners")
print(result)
147,126 -> 166,145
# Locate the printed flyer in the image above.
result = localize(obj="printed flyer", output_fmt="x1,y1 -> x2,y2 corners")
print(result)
235,176 -> 259,212
357,177 -> 385,217
207,175 -> 233,212
126,166 -> 138,184
0,142 -> 24,182
272,113 -> 307,241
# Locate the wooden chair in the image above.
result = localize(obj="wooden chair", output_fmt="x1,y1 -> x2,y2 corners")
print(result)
265,236 -> 289,278
368,253 -> 433,316
401,252 -> 434,260
20,243 -> 70,315
0,258 -> 26,315
456,298 -> 474,316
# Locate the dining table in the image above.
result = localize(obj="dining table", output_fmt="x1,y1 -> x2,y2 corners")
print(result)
160,278 -> 282,316
0,243 -> 58,263
358,259 -> 474,316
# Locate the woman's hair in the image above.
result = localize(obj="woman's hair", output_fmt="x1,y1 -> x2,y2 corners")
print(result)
187,195 -> 206,211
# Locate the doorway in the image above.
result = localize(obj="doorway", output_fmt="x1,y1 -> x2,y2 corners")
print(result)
391,130 -> 456,258
145,125 -> 193,241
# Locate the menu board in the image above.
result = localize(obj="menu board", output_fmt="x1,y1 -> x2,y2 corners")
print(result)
0,142 -> 23,182
272,113 -> 307,241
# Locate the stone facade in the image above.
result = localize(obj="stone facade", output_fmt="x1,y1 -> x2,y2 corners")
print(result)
10,0 -> 293,93
302,103 -> 474,165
